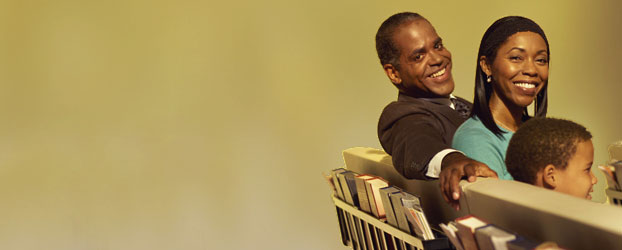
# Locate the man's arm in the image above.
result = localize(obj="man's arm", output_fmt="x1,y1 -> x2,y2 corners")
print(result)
380,114 -> 455,179
379,108 -> 497,209
425,148 -> 461,178
439,152 -> 498,210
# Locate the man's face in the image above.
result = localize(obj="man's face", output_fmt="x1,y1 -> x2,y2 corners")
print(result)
390,19 -> 454,98
555,140 -> 598,200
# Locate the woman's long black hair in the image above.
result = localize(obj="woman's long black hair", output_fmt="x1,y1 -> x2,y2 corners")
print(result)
472,16 -> 550,137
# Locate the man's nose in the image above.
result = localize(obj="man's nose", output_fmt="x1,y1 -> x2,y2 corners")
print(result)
428,51 -> 442,66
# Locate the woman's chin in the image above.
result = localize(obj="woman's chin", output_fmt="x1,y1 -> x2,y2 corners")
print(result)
513,97 -> 536,109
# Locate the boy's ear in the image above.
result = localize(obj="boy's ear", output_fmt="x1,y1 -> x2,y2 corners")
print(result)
383,64 -> 402,86
542,164 -> 557,189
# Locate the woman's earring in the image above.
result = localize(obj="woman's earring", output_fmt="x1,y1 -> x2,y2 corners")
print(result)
486,75 -> 492,83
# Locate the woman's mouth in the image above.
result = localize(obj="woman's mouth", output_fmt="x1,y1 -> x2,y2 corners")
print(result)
514,82 -> 536,89
514,81 -> 539,95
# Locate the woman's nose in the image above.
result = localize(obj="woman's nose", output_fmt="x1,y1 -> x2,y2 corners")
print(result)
521,60 -> 538,76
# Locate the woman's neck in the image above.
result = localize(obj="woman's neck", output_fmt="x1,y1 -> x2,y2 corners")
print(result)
488,94 -> 524,132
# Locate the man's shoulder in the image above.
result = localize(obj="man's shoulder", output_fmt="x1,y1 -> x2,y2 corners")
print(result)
380,95 -> 436,121
384,94 -> 449,112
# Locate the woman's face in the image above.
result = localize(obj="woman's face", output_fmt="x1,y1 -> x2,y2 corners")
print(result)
483,31 -> 549,109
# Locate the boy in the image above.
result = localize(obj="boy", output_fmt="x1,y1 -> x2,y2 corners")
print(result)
505,117 -> 598,199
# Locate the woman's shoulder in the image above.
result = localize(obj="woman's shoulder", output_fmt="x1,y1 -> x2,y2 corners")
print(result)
455,116 -> 495,137
452,117 -> 504,156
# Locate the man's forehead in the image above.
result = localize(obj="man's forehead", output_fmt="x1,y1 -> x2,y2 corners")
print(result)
393,19 -> 440,50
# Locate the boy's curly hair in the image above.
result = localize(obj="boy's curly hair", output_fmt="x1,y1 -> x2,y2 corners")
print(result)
506,117 -> 591,184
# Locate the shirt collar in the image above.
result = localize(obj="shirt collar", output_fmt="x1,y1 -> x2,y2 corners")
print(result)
401,94 -> 456,108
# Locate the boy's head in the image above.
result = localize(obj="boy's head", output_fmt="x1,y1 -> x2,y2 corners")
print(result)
506,117 -> 597,199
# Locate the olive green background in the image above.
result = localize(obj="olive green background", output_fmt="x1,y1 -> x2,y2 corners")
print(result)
0,0 -> 619,249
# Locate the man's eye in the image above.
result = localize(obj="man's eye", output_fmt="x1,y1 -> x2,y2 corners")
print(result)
414,54 -> 423,61
435,43 -> 443,49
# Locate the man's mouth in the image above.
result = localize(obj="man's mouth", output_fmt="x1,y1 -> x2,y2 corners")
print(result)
429,67 -> 446,78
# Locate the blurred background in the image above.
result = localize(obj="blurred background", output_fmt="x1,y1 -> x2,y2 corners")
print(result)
0,0 -> 620,249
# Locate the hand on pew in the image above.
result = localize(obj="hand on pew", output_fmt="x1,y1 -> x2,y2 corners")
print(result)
440,152 -> 498,210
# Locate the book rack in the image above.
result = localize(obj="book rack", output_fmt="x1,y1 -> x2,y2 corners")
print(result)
605,188 -> 622,207
331,195 -> 450,250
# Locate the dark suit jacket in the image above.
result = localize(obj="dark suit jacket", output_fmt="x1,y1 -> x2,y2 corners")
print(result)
378,93 -> 472,179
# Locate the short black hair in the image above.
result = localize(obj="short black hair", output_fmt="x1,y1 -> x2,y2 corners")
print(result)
472,16 -> 550,137
375,12 -> 424,69
506,117 -> 592,184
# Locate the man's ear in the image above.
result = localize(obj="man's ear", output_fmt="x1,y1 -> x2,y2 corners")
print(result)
479,56 -> 492,77
542,164 -> 557,189
383,64 -> 402,86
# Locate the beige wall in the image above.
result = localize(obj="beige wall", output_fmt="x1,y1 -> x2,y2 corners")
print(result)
0,0 -> 620,249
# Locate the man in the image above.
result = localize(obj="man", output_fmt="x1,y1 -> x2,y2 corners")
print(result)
375,12 -> 497,209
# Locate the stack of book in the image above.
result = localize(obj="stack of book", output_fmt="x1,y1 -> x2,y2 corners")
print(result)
439,215 -> 564,250
327,168 -> 436,241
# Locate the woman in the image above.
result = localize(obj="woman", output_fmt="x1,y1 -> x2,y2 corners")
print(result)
452,16 -> 549,180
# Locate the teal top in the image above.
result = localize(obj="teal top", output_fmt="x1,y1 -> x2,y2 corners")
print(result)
451,116 -> 514,180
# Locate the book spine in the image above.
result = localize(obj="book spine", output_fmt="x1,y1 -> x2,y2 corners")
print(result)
331,169 -> 345,200
365,181 -> 380,218
344,173 -> 360,207
355,176 -> 372,213
370,183 -> 387,218
403,207 -> 424,238
456,224 -> 479,250
389,192 -> 411,234
414,209 -> 434,240
474,227 -> 495,250
440,223 -> 464,250
379,188 -> 398,227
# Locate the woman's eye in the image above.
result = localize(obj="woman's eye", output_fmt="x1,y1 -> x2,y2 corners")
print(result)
536,58 -> 548,64
509,56 -> 521,61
